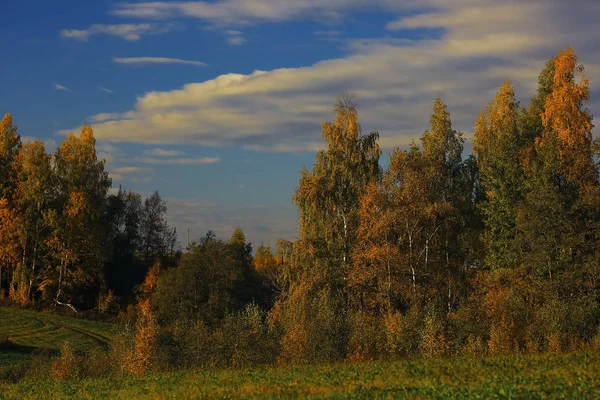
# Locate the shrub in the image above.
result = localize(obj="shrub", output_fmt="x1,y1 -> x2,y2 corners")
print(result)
219,303 -> 277,368
347,311 -> 384,362
123,300 -> 159,375
99,290 -> 120,315
382,308 -> 422,358
51,342 -> 77,381
421,314 -> 449,358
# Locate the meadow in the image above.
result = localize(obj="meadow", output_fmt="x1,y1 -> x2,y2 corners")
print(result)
0,351 -> 598,399
0,307 -> 116,366
0,308 -> 598,399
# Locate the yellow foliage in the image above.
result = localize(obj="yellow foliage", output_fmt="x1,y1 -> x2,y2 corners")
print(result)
124,299 -> 159,375
279,322 -> 308,364
52,342 -> 77,381
421,315 -> 448,358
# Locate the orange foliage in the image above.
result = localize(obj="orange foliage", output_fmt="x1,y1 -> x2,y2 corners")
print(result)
51,342 -> 77,381
125,299 -> 159,375
541,47 -> 594,183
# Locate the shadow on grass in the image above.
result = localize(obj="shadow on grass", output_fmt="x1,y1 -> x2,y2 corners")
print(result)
0,338 -> 59,357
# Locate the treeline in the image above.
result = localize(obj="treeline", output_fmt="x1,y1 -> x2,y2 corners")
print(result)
2,47 -> 600,374
0,122 -> 178,311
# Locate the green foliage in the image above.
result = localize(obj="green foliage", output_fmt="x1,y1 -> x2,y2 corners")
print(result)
153,230 -> 260,327
2,353 -> 600,399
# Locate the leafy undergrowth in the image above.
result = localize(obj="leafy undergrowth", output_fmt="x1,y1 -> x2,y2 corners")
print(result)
0,353 -> 598,399
0,307 -> 117,366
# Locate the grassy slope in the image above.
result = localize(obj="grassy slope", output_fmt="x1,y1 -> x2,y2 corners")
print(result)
1,353 -> 599,399
0,307 -> 116,365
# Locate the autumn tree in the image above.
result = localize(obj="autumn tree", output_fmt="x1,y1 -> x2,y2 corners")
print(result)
46,125 -> 111,310
474,80 -> 523,270
0,114 -> 21,199
11,140 -> 55,301
0,198 -> 20,297
518,48 -> 596,282
270,94 -> 380,362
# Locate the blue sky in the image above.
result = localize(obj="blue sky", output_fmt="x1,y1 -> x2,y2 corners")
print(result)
2,0 -> 599,248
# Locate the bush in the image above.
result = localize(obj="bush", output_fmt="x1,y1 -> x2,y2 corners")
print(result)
383,308 -> 422,358
123,300 -> 159,375
219,303 -> 277,368
51,342 -> 77,381
421,313 -> 449,358
347,311 -> 384,362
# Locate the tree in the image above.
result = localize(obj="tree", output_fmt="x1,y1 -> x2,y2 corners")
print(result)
0,114 -> 21,199
518,48 -> 597,284
541,47 -> 595,186
294,94 -> 380,271
154,231 -> 241,327
140,191 -> 177,266
46,125 -> 111,310
270,94 -> 381,362
11,140 -> 55,300
0,198 -> 20,297
229,227 -> 262,306
105,188 -> 145,301
474,80 -> 523,269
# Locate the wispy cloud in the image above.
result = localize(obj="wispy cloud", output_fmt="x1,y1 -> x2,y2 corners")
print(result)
99,86 -> 114,93
315,30 -> 341,41
60,23 -> 177,41
54,83 -> 71,92
144,148 -> 186,157
113,57 -> 208,66
110,166 -> 153,182
225,30 -> 246,45
136,157 -> 220,165
110,0 -> 396,25
71,1 -> 600,153
163,196 -> 298,248
90,113 -> 121,123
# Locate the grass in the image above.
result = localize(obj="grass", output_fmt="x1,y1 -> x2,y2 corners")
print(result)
0,307 -> 117,366
0,352 -> 599,399
1,308 -> 598,398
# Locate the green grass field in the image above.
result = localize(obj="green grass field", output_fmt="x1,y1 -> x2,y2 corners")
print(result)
1,307 -> 599,399
0,307 -> 116,366
1,352 -> 599,399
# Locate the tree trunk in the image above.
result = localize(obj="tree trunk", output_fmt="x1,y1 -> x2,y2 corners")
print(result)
28,244 -> 37,300
55,257 -> 77,313
387,258 -> 392,311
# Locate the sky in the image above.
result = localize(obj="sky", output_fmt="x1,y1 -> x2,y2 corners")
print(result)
2,0 -> 600,249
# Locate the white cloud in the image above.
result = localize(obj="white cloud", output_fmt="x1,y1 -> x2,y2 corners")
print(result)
315,30 -> 341,41
109,0 -> 423,25
60,23 -> 177,41
99,86 -> 114,93
135,156 -> 220,165
113,57 -> 208,66
97,142 -> 125,167
227,35 -> 246,46
71,1 -> 600,152
110,166 -> 153,183
164,197 -> 298,248
21,136 -> 58,153
224,29 -> 246,45
91,113 -> 121,123
144,148 -> 186,157
54,83 -> 71,92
